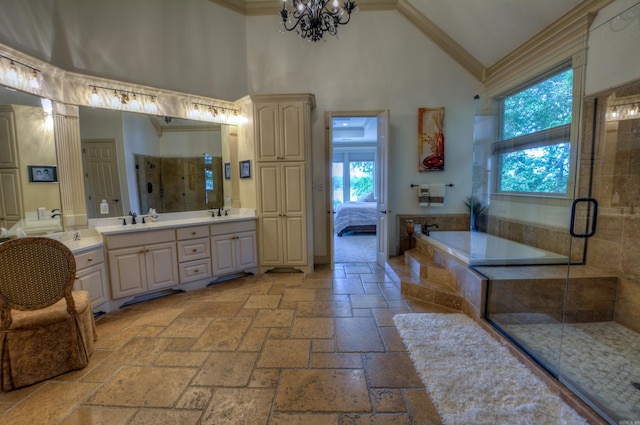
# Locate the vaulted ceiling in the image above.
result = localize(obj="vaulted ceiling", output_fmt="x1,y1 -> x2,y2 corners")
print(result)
210,0 -> 612,81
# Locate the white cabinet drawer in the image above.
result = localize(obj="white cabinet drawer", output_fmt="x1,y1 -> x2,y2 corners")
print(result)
210,219 -> 256,235
75,248 -> 105,270
176,225 -> 209,240
177,238 -> 210,262
179,258 -> 212,283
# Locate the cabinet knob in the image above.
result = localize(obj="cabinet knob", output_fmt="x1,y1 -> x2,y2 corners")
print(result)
87,257 -> 93,262
74,275 -> 79,279
139,250 -> 145,254
194,269 -> 199,273
191,231 -> 196,235
192,248 -> 197,252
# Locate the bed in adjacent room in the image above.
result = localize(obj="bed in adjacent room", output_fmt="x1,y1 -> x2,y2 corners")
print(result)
334,193 -> 377,236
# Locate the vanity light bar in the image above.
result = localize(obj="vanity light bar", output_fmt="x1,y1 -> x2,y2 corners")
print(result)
189,102 -> 246,124
606,100 -> 640,121
0,54 -> 42,90
88,85 -> 158,114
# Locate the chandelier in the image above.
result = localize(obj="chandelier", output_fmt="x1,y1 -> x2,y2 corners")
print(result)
280,0 -> 358,42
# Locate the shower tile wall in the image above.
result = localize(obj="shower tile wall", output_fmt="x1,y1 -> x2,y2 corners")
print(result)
581,79 -> 640,333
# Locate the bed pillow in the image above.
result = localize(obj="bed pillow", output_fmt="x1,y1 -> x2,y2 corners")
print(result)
357,192 -> 375,202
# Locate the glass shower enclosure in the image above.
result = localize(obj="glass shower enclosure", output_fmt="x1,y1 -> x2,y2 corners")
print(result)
470,6 -> 640,422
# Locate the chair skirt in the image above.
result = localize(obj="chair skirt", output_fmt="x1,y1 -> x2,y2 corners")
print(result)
0,291 -> 96,391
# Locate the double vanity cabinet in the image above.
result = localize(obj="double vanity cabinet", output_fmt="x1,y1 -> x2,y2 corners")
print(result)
74,216 -> 257,313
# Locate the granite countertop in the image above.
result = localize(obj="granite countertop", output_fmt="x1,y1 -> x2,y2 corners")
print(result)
93,212 -> 257,236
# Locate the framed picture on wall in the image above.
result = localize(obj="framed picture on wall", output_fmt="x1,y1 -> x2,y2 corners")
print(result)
240,160 -> 251,179
224,162 -> 231,180
28,165 -> 58,182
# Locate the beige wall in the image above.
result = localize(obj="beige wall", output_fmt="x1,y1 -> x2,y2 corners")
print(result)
14,105 -> 60,214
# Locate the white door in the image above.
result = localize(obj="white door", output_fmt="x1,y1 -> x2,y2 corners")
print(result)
82,139 -> 124,217
326,110 -> 390,267
376,110 -> 390,266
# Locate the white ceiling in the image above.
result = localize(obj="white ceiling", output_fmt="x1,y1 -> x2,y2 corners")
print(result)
408,0 -> 584,67
240,0 -> 586,68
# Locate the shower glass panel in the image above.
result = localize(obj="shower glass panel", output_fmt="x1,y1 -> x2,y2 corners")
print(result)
472,81 -> 579,377
475,4 -> 640,421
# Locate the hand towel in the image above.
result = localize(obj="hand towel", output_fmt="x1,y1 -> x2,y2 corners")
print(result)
419,184 -> 430,206
429,184 -> 445,207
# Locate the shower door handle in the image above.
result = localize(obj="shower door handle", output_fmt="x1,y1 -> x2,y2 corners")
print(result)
569,198 -> 598,238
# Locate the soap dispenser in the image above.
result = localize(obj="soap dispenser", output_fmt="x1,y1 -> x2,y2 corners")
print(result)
100,199 -> 109,215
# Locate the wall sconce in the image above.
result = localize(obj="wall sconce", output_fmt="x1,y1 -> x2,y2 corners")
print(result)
189,102 -> 246,125
0,54 -> 42,91
89,85 -> 160,114
607,99 -> 640,122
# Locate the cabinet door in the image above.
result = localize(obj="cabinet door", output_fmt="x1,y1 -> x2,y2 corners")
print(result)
75,264 -> 108,309
283,216 -> 307,265
0,110 -> 18,168
0,169 -> 22,229
257,163 -> 281,216
211,234 -> 236,276
255,102 -> 279,161
280,102 -> 305,161
108,247 -> 147,298
258,216 -> 283,266
281,163 -> 307,264
145,242 -> 179,291
235,231 -> 257,271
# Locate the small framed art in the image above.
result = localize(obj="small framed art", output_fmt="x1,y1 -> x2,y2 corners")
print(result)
224,162 -> 231,179
28,165 -> 58,182
240,160 -> 251,179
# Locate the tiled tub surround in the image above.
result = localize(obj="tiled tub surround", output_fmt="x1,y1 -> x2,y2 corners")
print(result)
396,214 -> 469,254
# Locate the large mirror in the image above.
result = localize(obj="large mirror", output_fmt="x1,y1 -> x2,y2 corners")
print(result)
0,85 -> 62,235
79,106 -> 229,219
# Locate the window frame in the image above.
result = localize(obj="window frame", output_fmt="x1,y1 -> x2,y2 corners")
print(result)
493,63 -> 577,199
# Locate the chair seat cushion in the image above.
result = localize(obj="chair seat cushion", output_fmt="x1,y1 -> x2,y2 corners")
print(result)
9,291 -> 91,330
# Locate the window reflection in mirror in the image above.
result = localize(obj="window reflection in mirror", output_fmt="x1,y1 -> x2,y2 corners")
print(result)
0,86 -> 61,235
78,107 -> 225,218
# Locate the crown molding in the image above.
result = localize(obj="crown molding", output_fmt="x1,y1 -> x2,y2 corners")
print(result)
482,0 -> 613,89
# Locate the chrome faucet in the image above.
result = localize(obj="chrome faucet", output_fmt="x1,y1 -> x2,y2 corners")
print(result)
423,223 -> 439,236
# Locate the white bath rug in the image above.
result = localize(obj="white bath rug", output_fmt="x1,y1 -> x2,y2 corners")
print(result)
393,313 -> 588,425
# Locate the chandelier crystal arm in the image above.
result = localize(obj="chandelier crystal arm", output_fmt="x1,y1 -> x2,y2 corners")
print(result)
280,0 -> 357,42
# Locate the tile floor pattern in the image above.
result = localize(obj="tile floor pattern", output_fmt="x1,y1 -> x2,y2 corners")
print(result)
0,263 -> 456,425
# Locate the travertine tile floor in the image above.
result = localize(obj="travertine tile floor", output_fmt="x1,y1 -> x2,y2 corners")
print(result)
0,262 -> 455,425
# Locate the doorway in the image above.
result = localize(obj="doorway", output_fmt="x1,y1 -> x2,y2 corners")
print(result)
326,111 -> 389,266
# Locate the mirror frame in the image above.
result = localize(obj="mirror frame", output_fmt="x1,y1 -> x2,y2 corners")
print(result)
0,41 -> 245,231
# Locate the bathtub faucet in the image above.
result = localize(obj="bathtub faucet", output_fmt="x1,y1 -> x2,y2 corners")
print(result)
422,223 -> 439,236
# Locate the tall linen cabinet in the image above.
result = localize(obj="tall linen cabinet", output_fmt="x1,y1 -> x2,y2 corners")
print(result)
250,94 -> 315,274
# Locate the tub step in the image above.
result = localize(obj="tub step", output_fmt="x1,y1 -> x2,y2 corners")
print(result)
386,253 -> 462,311
404,249 -> 454,287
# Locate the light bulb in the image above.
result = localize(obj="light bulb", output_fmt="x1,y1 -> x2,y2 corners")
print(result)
129,93 -> 140,110
5,61 -> 19,84
29,69 -> 41,89
90,87 -> 102,106
611,106 -> 618,119
630,104 -> 638,116
110,90 -> 121,108
144,96 -> 158,114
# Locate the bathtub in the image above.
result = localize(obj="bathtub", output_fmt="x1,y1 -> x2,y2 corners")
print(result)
416,231 -> 569,266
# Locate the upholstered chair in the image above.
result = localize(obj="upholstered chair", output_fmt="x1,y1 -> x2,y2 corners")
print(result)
0,237 -> 96,391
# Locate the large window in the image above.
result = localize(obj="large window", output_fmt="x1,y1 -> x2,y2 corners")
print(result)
332,151 -> 375,207
496,67 -> 573,195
